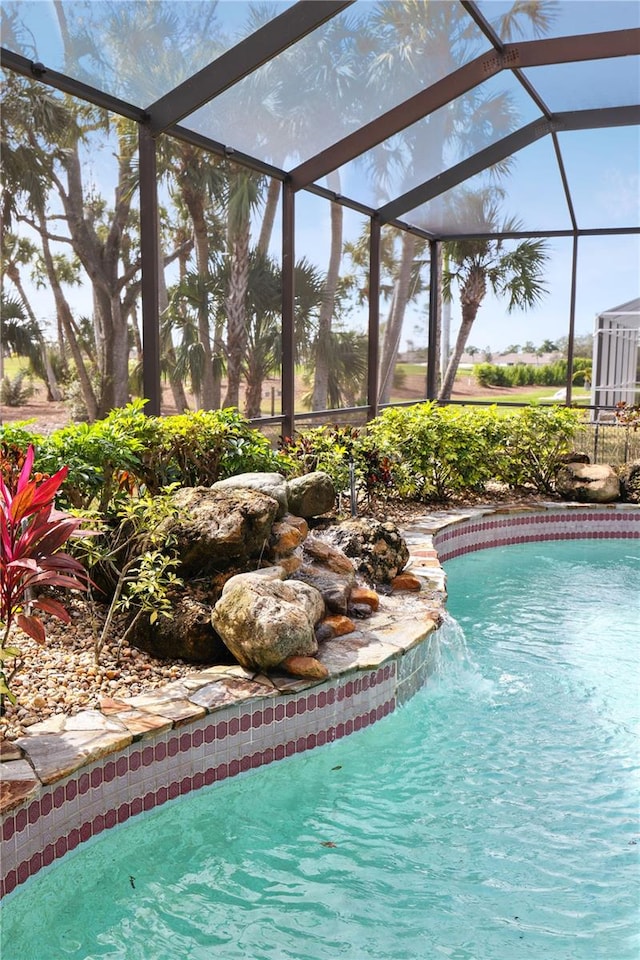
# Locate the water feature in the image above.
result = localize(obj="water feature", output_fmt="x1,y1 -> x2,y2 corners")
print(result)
1,540 -> 638,959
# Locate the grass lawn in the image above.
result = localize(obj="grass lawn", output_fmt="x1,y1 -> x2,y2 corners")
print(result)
1,356 -> 30,377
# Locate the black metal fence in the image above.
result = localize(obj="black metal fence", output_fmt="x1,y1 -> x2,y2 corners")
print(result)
573,422 -> 640,466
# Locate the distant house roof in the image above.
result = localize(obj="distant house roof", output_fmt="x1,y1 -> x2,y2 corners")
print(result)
493,352 -> 562,366
598,297 -> 640,322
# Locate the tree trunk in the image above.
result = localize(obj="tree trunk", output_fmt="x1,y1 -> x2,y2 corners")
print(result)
38,214 -> 98,420
56,140 -> 135,417
158,241 -> 190,413
378,232 -> 416,405
6,266 -> 62,401
224,217 -> 250,409
438,265 -> 486,401
181,187 -> 216,409
311,172 -> 343,411
243,355 -> 264,419
257,178 -> 280,256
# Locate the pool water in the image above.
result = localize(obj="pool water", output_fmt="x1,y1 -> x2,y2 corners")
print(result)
2,540 -> 638,959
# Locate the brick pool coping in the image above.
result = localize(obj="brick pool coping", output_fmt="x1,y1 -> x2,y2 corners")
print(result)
1,501 -> 638,899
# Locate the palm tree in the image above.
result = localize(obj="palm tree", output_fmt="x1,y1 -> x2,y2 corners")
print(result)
161,140 -> 226,410
1,234 -> 62,400
223,166 -> 263,409
0,293 -> 39,366
362,0 -> 555,403
164,268 -> 224,410
438,188 -> 549,401
241,253 -> 325,419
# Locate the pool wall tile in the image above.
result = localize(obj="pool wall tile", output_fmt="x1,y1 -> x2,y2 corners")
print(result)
2,503 -> 638,899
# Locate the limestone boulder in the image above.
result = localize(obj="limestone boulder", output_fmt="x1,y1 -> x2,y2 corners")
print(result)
211,472 -> 289,518
129,584 -> 230,663
166,486 -> 279,573
221,566 -> 286,597
555,462 -> 620,503
286,471 -> 336,518
281,656 -> 329,680
212,579 -> 325,672
619,460 -> 640,503
315,517 -> 409,585
292,565 -> 353,615
556,451 -> 590,466
267,514 -> 309,562
289,535 -> 357,614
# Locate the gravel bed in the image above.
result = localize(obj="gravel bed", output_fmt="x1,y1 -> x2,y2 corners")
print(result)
0,601 -> 206,741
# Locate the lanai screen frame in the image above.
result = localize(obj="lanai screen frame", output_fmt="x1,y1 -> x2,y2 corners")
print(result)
2,0 -> 639,437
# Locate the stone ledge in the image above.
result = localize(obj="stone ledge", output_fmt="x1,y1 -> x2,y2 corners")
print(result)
1,501 -> 638,898
2,501 -> 638,808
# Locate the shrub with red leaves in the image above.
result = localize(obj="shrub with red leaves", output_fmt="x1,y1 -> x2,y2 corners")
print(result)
0,446 -> 92,704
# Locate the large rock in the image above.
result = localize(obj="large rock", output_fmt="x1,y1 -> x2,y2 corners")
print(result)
129,585 -> 230,663
211,472 -> 289,518
289,535 -> 357,614
267,514 -> 309,562
286,471 -> 336,518
212,579 -> 325,672
166,486 -> 279,573
555,462 -> 620,503
316,518 -> 409,584
292,565 -> 353,615
619,460 -> 640,503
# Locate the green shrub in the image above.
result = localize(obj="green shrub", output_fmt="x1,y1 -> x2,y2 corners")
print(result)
494,405 -> 582,492
475,363 -> 511,388
278,425 -> 393,506
368,402 -> 502,501
474,360 -> 592,389
143,407 -> 278,491
1,403 -> 280,513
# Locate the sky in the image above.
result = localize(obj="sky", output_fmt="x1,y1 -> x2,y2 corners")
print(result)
4,0 -> 640,357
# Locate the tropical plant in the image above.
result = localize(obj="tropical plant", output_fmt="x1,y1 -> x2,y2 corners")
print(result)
494,405 -> 582,492
439,188 -> 549,401
76,490 -> 182,664
0,372 -> 34,407
0,446 -> 92,705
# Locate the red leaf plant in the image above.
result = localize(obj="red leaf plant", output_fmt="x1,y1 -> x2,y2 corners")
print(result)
0,446 -> 93,706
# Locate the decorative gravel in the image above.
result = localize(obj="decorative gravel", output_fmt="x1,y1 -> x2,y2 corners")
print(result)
0,601 -> 205,741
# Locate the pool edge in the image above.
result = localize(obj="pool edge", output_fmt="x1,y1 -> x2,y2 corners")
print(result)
2,501 -> 638,898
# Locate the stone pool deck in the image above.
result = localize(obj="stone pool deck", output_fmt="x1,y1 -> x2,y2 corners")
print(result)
1,501 -> 638,898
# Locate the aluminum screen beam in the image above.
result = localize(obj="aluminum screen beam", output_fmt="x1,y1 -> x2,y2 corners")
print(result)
462,2 -> 639,64
367,217 -> 381,420
507,28 -> 640,68
290,29 -> 640,191
281,182 -> 296,441
378,106 -> 640,223
147,0 -> 354,134
378,119 -> 551,224
0,47 -> 145,122
139,126 -> 161,416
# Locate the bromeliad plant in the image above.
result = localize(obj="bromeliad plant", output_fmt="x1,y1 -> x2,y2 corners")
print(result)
0,446 -> 92,706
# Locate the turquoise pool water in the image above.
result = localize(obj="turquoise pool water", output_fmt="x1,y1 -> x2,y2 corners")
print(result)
2,540 -> 638,959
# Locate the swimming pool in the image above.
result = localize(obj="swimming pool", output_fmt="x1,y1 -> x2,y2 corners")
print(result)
2,539 -> 637,959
